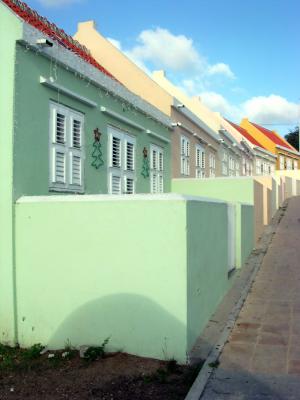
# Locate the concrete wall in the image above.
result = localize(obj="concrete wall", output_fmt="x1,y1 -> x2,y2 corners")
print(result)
0,3 -> 22,345
186,200 -> 229,352
172,177 -> 266,244
14,194 -> 233,363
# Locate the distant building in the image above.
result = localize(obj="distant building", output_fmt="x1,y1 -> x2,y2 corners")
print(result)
240,119 -> 299,171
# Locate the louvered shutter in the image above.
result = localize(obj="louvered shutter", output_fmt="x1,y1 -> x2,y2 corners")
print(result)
50,103 -> 84,191
108,127 -> 136,195
111,175 -> 121,194
72,119 -> 82,148
71,155 -> 81,186
112,136 -> 121,167
53,150 -> 65,183
150,145 -> 164,193
125,141 -> 134,171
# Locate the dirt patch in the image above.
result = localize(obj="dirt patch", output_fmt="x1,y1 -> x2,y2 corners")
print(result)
0,346 -> 202,400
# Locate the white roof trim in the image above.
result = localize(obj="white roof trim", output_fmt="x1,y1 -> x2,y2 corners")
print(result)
40,76 -> 97,107
16,193 -> 227,205
21,23 -> 172,128
276,144 -> 300,156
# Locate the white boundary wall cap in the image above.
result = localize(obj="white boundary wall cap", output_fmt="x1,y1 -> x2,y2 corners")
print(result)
17,193 -> 227,205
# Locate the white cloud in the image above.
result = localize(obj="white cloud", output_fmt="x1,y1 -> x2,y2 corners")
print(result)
126,28 -> 206,73
207,63 -> 235,79
122,28 -> 234,82
242,95 -> 299,125
198,92 -> 299,126
198,91 -> 240,119
107,38 -> 121,50
36,0 -> 82,7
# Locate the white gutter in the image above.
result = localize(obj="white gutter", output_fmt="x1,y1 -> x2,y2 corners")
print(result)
276,144 -> 300,157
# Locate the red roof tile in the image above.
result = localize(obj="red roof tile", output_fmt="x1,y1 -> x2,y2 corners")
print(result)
2,0 -> 117,80
251,122 -> 296,152
226,119 -> 266,149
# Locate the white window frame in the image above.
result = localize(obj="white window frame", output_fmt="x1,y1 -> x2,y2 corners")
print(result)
235,160 -> 240,176
209,153 -> 216,177
222,150 -> 228,176
256,159 -> 261,175
180,135 -> 190,176
196,145 -> 205,178
49,102 -> 84,192
150,144 -> 164,193
229,156 -> 235,176
108,126 -> 136,195
293,159 -> 298,170
279,155 -> 285,170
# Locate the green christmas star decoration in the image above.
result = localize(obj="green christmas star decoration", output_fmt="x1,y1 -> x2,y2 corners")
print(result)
141,147 -> 150,178
91,128 -> 104,169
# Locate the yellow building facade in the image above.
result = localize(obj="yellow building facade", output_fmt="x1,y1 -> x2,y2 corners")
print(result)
240,119 -> 299,171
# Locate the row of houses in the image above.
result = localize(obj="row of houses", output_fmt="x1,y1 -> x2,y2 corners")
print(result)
1,0 -> 300,363
1,0 -> 299,202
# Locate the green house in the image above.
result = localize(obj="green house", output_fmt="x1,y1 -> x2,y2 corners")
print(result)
1,0 -> 172,201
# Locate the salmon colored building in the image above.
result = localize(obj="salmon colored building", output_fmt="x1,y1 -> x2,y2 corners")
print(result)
240,119 -> 299,171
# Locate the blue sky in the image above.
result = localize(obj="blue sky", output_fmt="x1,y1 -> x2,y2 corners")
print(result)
27,0 -> 300,136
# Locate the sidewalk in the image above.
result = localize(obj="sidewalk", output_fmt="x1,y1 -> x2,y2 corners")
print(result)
201,196 -> 300,400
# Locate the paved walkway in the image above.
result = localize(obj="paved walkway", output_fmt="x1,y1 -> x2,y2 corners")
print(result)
201,196 -> 300,400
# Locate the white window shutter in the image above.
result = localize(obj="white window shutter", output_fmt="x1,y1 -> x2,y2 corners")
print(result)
49,102 -> 84,192
112,136 -> 121,168
125,139 -> 135,171
72,118 -> 82,148
70,153 -> 81,186
125,176 -> 134,194
53,150 -> 66,183
111,174 -> 122,194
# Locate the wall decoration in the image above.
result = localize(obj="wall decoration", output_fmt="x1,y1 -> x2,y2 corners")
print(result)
91,128 -> 104,169
141,147 -> 150,178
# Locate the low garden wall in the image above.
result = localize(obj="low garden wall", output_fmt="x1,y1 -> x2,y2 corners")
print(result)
13,194 -> 250,363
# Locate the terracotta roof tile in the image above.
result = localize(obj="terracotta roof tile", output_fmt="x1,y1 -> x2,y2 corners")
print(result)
251,122 -> 296,152
2,0 -> 117,80
226,119 -> 266,149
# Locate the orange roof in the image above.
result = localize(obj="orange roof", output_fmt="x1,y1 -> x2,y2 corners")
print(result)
226,119 -> 266,149
2,0 -> 117,81
251,122 -> 296,152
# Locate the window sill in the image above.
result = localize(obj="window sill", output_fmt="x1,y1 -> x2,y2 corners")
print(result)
49,187 -> 85,195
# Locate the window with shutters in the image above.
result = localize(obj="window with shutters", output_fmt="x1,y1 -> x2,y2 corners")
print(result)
256,159 -> 261,175
279,155 -> 285,170
108,126 -> 136,194
235,160 -> 240,176
229,156 -> 235,176
150,144 -> 164,193
196,145 -> 205,178
180,136 -> 190,176
49,102 -> 84,192
209,153 -> 216,177
222,150 -> 228,175
293,159 -> 298,170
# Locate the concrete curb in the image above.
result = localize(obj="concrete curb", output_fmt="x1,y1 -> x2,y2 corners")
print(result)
184,203 -> 287,400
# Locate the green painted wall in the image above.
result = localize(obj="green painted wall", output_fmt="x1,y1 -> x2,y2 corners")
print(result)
186,200 -> 229,352
172,178 -> 254,204
15,198 -> 188,362
14,44 -> 171,199
241,204 -> 254,266
0,3 -> 22,345
14,195 -> 235,363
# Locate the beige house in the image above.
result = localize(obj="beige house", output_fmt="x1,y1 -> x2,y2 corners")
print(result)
152,71 -> 250,177
74,21 -> 244,179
